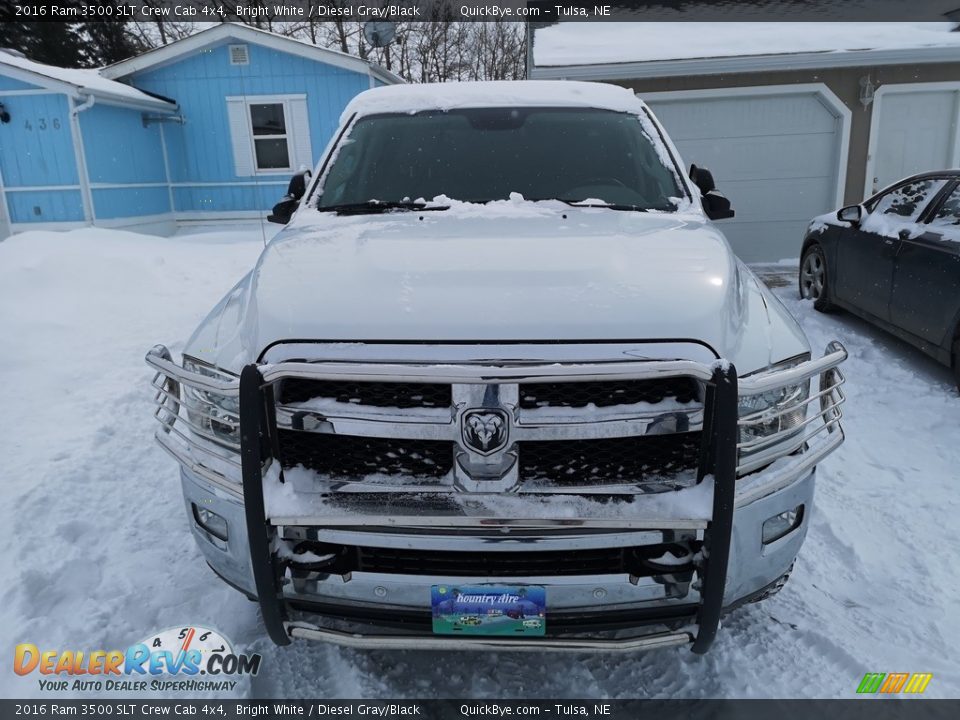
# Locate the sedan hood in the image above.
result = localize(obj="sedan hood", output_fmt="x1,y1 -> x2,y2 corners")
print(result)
185,204 -> 808,376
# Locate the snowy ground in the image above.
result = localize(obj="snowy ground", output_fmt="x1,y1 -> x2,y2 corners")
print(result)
1,226 -> 958,699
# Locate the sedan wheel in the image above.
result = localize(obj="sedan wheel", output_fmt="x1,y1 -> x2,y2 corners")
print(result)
799,245 -> 833,312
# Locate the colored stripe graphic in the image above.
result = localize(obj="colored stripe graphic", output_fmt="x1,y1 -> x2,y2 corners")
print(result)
879,673 -> 909,693
857,672 -> 932,694
857,673 -> 885,694
904,673 -> 933,694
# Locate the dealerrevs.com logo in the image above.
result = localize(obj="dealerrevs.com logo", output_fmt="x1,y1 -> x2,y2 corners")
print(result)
13,626 -> 261,693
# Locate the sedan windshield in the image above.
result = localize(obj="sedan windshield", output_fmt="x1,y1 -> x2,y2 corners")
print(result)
314,108 -> 685,212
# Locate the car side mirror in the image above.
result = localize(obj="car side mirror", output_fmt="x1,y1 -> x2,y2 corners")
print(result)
689,164 -> 716,195
702,191 -> 735,220
267,169 -> 312,225
690,164 -> 735,220
837,204 -> 863,225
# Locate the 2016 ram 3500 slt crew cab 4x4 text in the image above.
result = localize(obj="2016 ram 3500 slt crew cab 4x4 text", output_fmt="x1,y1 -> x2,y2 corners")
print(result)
146,81 -> 847,653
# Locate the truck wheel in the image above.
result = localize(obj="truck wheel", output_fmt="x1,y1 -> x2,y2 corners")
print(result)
799,244 -> 834,312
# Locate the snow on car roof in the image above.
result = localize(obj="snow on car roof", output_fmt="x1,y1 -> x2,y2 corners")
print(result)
341,80 -> 647,122
533,22 -> 960,67
0,50 -> 175,108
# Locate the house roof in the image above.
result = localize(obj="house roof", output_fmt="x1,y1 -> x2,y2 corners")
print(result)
101,24 -> 404,86
530,22 -> 960,80
0,49 -> 177,111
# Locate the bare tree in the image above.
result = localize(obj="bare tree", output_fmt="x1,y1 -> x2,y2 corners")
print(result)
126,16 -> 527,83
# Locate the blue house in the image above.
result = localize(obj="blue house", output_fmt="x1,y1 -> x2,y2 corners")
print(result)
0,24 -> 401,239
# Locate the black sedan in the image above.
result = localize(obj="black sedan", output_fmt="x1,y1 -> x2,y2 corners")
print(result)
800,170 -> 960,389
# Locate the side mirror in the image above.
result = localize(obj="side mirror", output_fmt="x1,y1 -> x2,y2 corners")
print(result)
837,204 -> 863,225
267,198 -> 298,225
689,164 -> 716,195
267,169 -> 312,225
690,164 -> 735,220
702,191 -> 735,220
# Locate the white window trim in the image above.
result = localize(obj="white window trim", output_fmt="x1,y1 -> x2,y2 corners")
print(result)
227,94 -> 306,176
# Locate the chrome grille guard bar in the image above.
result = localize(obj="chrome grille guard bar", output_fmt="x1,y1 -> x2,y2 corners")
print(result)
146,342 -> 847,495
145,342 -> 847,652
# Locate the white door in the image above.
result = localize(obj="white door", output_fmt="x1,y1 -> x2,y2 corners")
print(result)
646,88 -> 847,263
868,86 -> 960,196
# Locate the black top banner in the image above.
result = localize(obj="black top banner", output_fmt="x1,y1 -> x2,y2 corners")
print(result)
5,0 -> 960,22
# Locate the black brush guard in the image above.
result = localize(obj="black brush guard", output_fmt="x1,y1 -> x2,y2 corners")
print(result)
237,363 -> 739,653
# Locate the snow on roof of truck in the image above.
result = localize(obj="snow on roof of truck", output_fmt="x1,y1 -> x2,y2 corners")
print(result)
341,81 -> 647,123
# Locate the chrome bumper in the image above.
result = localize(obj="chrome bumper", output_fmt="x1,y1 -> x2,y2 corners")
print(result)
149,342 -> 847,653
286,624 -> 693,652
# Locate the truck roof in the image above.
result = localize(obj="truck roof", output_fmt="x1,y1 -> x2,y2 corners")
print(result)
340,80 -> 647,124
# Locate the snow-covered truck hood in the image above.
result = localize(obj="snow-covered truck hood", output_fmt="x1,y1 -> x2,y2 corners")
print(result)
184,204 -> 808,376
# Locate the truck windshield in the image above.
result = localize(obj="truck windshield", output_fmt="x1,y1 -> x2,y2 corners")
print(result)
314,108 -> 685,212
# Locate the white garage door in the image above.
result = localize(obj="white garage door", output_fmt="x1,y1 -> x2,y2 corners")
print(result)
867,85 -> 960,196
646,89 -> 847,263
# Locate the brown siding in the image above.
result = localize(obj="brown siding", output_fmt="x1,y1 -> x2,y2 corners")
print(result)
613,62 -> 960,205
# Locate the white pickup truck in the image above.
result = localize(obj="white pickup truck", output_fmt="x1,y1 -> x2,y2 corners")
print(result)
147,81 -> 847,653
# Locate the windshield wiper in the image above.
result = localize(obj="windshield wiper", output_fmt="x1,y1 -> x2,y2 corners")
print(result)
521,198 -> 654,212
317,200 -> 450,216
556,199 -> 651,212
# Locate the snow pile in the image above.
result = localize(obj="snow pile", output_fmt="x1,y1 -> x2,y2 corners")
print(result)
533,22 -> 960,67
1,227 -> 958,698
0,226 -> 270,699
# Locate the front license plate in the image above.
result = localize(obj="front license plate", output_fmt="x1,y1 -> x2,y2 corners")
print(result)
431,585 -> 546,636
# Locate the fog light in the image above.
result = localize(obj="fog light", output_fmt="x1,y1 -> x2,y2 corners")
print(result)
192,503 -> 228,541
762,504 -> 804,544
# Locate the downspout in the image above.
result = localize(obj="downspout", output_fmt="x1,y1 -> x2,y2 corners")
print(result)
69,93 -> 96,225
525,22 -> 533,79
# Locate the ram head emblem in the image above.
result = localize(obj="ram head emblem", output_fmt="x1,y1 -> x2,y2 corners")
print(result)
461,409 -> 509,455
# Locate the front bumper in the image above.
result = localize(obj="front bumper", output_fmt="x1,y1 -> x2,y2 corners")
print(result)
180,453 -> 815,652
150,343 -> 846,653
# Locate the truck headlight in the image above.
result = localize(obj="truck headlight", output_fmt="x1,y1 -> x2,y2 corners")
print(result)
182,357 -> 240,447
738,354 -> 811,445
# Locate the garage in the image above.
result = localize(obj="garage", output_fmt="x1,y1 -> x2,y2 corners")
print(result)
645,88 -> 848,263
528,21 -> 960,264
866,82 -> 960,196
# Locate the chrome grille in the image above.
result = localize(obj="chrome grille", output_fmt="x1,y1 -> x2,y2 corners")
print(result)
277,378 -> 451,409
272,375 -> 705,491
518,433 -> 701,489
277,429 -> 454,479
519,378 -> 699,409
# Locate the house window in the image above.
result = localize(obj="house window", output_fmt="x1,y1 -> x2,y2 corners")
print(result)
249,103 -> 290,171
226,94 -> 311,178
